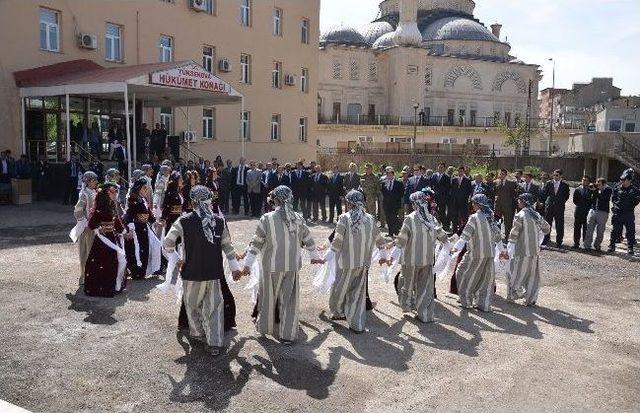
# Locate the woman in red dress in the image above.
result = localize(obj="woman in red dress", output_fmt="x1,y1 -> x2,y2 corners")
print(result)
84,184 -> 130,297
124,178 -> 158,279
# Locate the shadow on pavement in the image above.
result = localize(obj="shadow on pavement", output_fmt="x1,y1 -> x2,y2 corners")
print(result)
65,287 -> 127,325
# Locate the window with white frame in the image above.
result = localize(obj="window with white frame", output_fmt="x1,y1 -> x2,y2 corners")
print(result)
240,0 -> 251,27
241,111 -> 251,141
301,19 -> 310,44
204,0 -> 215,14
160,107 -> 174,134
272,61 -> 282,89
39,8 -> 60,52
271,114 -> 281,141
273,8 -> 282,36
298,117 -> 308,142
301,68 -> 309,93
105,23 -> 122,62
202,108 -> 215,139
202,45 -> 215,73
159,35 -> 173,62
240,54 -> 251,83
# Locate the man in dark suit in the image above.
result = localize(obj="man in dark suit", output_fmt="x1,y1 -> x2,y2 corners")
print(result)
218,159 -> 233,214
261,162 -> 277,211
404,164 -> 428,212
449,166 -> 473,235
63,154 -> 85,205
310,165 -> 329,222
495,168 -> 518,240
231,158 -> 249,215
520,172 -> 540,203
381,167 -> 405,237
433,162 -> 451,230
290,162 -> 309,216
343,162 -> 361,192
327,165 -> 344,223
542,169 -> 571,247
573,175 -> 594,249
274,164 -> 291,188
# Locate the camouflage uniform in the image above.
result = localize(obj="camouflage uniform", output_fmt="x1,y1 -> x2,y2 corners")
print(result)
361,173 -> 381,217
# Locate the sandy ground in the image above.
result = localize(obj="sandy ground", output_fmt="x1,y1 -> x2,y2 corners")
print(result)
0,199 -> 639,413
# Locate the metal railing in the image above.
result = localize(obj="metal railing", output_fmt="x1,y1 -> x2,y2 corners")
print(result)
319,144 -> 554,157
616,134 -> 640,169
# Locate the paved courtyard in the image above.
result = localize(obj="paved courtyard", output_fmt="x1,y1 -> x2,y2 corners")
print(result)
0,200 -> 639,412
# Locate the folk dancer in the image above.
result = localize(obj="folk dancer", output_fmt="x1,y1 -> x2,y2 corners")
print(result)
124,178 -> 161,279
72,171 -> 98,286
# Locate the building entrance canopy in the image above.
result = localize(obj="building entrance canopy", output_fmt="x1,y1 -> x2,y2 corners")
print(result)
15,59 -> 244,176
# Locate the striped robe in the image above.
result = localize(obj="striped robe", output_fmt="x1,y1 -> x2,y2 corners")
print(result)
329,212 -> 386,332
456,212 -> 502,311
395,212 -> 448,322
73,187 -> 96,285
248,210 -> 317,341
507,210 -> 551,305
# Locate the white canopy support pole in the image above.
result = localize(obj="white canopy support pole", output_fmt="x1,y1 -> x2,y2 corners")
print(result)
124,84 -> 132,180
20,97 -> 26,156
240,96 -> 245,159
141,100 -> 146,162
65,93 -> 71,161
132,92 -> 137,168
186,100 -> 190,152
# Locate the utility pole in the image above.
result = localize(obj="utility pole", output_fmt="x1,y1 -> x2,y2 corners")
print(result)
412,102 -> 419,157
548,58 -> 555,155
525,79 -> 532,156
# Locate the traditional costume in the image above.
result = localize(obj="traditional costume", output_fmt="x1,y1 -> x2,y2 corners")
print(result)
162,185 -> 240,355
84,184 -> 128,297
326,190 -> 387,332
453,194 -> 502,312
390,189 -> 448,322
506,193 -> 551,306
72,171 -> 97,286
153,165 -> 172,217
245,185 -> 319,342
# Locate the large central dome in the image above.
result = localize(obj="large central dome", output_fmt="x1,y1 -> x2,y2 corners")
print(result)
422,17 -> 499,42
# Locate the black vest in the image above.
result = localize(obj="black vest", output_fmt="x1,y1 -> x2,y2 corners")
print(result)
180,212 -> 225,282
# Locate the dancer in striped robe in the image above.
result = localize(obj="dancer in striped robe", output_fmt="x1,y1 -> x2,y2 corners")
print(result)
390,189 -> 448,322
73,171 -> 98,286
506,193 -> 551,306
451,194 -> 502,312
243,185 -> 321,343
327,190 -> 388,333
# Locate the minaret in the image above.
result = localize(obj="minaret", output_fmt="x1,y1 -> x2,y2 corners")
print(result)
392,0 -> 422,47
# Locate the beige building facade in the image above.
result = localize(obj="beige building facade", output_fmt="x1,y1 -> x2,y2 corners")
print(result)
0,0 -> 320,163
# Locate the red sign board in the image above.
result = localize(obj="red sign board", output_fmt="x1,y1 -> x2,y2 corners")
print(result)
150,64 -> 230,94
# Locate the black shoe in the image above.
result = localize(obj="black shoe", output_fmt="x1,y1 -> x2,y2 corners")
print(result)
628,248 -> 634,255
572,244 -> 580,250
594,246 -> 601,252
607,246 -> 616,253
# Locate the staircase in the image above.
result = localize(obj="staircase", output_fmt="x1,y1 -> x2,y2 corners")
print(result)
613,134 -> 640,173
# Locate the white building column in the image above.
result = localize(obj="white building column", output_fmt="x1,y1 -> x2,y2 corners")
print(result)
20,97 -> 26,155
65,93 -> 71,161
124,85 -> 132,179
132,93 -> 137,167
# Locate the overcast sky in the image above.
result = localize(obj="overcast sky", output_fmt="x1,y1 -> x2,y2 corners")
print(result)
319,0 -> 639,95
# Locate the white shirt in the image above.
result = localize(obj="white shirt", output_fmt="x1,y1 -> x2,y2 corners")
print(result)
1,159 -> 7,174
553,179 -> 560,194
236,165 -> 245,185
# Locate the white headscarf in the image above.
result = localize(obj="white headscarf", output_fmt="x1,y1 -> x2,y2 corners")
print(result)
271,185 -> 304,233
345,190 -> 366,233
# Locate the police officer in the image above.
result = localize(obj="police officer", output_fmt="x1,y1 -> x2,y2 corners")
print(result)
608,168 -> 640,255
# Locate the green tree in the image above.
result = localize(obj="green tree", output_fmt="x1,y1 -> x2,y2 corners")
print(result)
498,120 -> 529,168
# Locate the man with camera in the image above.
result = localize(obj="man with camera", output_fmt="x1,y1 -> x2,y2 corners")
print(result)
584,177 -> 612,252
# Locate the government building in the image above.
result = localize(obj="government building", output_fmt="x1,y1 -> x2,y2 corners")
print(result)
0,0 -> 320,165
317,0 -> 546,155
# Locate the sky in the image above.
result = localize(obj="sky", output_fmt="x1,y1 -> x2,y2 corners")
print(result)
319,0 -> 640,95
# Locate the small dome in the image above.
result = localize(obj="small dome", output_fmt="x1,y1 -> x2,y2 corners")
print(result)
372,31 -> 396,49
422,17 -> 499,42
321,25 -> 369,47
359,21 -> 394,46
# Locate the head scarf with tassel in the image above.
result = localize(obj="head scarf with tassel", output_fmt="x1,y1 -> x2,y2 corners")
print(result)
345,189 -> 366,233
410,190 -> 437,229
518,193 -> 544,224
190,185 -> 221,244
471,193 -> 498,230
271,185 -> 304,233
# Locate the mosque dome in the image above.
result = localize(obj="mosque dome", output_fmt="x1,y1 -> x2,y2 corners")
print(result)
422,17 -> 500,42
372,31 -> 397,49
359,21 -> 394,46
320,25 -> 369,47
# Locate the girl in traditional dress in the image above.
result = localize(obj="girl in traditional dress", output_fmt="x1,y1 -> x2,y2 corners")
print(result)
182,170 -> 200,213
153,164 -> 172,217
326,190 -> 388,333
124,178 -> 161,279
73,171 -> 98,286
506,193 -> 551,306
84,184 -> 130,297
161,172 -> 184,230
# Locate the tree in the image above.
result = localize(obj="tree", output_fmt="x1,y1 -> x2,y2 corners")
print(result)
498,120 -> 529,169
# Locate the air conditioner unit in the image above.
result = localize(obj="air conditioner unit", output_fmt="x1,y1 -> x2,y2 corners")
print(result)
190,0 -> 208,12
78,33 -> 97,50
284,74 -> 296,86
218,58 -> 232,73
358,136 -> 373,143
183,131 -> 197,143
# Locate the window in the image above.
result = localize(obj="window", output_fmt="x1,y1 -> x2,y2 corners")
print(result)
271,114 -> 281,141
159,35 -> 173,62
160,107 -> 174,134
332,60 -> 342,79
299,117 -> 308,142
40,8 -> 60,52
625,123 -> 636,132
368,62 -> 378,82
458,109 -> 466,126
442,138 -> 457,144
241,111 -> 251,141
424,67 -> 432,86
202,108 -> 215,139
240,0 -> 251,27
301,68 -> 309,93
466,138 -> 481,145
204,0 -> 216,14
608,120 -> 622,132
240,54 -> 251,84
350,59 -> 359,80
447,109 -> 455,126
202,46 -> 215,73
272,61 -> 282,89
105,23 -> 122,62
273,8 -> 282,36
301,18 -> 310,44
470,110 -> 477,126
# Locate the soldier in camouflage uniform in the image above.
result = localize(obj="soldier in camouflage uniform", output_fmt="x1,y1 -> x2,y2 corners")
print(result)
361,163 -> 381,220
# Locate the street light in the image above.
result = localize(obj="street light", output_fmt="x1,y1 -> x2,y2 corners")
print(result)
548,57 -> 555,155
412,102 -> 419,155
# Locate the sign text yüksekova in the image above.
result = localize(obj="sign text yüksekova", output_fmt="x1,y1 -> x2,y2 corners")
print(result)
150,65 -> 230,93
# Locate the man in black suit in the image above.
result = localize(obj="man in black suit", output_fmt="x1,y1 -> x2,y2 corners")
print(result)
261,162 -> 277,211
449,166 -> 473,235
404,164 -> 428,212
218,159 -> 233,214
542,169 -> 571,247
343,162 -> 361,192
433,162 -> 451,230
274,164 -> 291,188
231,158 -> 249,215
573,175 -> 594,249
310,165 -> 329,222
63,154 -> 85,205
520,172 -> 540,203
381,167 -> 405,237
290,162 -> 310,217
327,165 -> 344,223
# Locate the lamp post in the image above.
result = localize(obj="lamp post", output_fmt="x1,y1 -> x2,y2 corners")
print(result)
548,58 -> 555,156
412,102 -> 419,156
